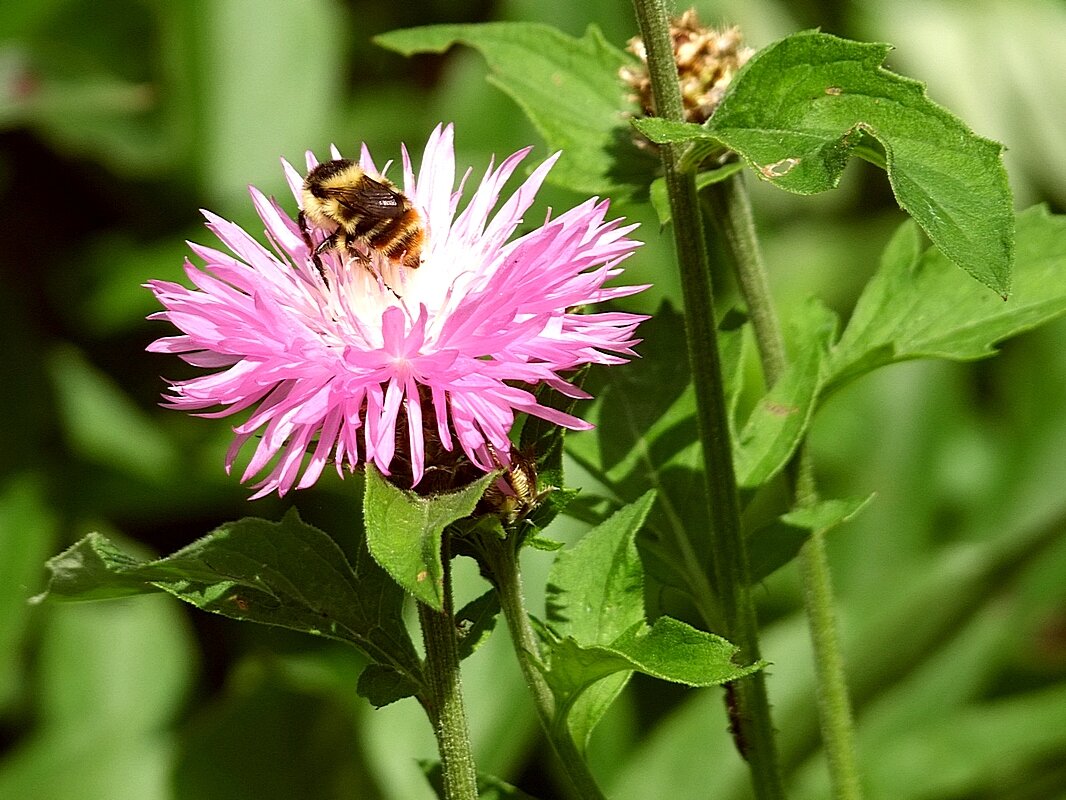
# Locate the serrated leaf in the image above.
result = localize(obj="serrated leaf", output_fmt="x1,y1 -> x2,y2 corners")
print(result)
827,206 -> 1066,395
635,31 -> 1014,295
543,492 -> 761,749
546,617 -> 761,708
547,492 -> 652,643
375,22 -> 658,200
36,510 -> 423,689
604,617 -> 762,685
545,492 -> 654,748
364,467 -> 495,610
747,495 -> 875,582
733,298 -> 836,488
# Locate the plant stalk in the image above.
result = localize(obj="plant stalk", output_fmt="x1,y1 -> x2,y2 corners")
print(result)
630,2 -> 786,798
704,174 -> 864,800
479,534 -> 609,800
418,536 -> 480,800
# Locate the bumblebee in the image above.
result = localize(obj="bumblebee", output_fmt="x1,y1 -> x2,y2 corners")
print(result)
479,448 -> 549,525
299,159 -> 424,277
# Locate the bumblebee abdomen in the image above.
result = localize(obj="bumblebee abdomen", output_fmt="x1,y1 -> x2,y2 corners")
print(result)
370,210 -> 425,268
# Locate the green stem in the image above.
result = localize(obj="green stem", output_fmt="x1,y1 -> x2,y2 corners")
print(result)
418,537 -> 479,800
479,535 -> 609,800
630,2 -> 785,798
798,514 -> 865,800
704,174 -> 864,800
701,176 -> 786,382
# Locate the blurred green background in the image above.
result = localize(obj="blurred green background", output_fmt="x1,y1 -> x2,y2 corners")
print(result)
2,0 -> 1066,798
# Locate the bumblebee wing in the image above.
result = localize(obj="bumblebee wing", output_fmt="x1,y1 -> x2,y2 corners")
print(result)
329,178 -> 405,219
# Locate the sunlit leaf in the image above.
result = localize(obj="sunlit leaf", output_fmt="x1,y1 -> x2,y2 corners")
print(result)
635,31 -> 1014,295
546,492 -> 653,747
364,467 -> 495,611
37,510 -> 424,690
546,617 -> 761,702
543,493 -> 758,745
827,206 -> 1066,394
375,22 -> 658,200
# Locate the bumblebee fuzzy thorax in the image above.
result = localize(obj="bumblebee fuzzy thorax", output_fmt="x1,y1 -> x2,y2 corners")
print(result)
300,159 -> 425,272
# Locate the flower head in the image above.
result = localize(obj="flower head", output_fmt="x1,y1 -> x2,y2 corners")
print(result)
622,11 -> 753,124
147,125 -> 646,498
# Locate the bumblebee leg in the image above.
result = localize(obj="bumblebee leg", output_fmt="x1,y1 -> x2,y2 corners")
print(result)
297,210 -> 331,284
314,232 -> 341,256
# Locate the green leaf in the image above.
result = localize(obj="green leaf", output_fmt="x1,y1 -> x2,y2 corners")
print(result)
36,510 -> 424,689
747,495 -> 875,583
545,492 -> 653,747
546,618 -> 761,705
356,664 -> 421,709
524,532 -> 565,552
455,590 -> 501,662
827,206 -> 1066,395
36,533 -> 176,602
542,493 -> 760,744
375,22 -> 658,201
733,298 -> 836,488
635,31 -> 1014,295
602,617 -> 763,685
546,491 -> 652,643
364,467 -> 495,611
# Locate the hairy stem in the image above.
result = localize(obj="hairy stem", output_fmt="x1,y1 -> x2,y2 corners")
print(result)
705,173 -> 864,800
630,2 -> 785,798
480,535 -> 609,800
418,538 -> 479,800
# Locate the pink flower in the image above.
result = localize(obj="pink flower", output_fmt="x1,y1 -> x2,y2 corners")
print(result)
147,125 -> 646,498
